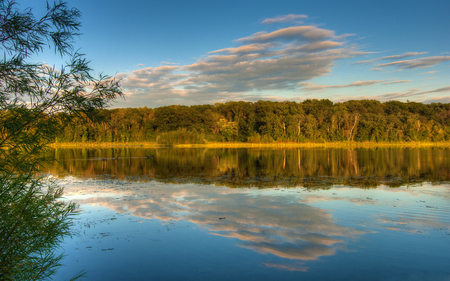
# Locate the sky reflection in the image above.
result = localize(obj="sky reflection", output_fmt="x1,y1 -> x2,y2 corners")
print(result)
50,148 -> 450,280
57,177 -> 450,279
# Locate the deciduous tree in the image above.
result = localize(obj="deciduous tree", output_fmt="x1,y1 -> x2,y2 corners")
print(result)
0,1 -> 122,279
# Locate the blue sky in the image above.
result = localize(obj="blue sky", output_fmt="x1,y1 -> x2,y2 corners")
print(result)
23,0 -> 450,108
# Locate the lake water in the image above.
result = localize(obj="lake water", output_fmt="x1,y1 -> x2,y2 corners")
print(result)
47,147 -> 450,281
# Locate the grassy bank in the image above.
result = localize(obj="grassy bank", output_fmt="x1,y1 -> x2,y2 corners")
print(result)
50,141 -> 450,149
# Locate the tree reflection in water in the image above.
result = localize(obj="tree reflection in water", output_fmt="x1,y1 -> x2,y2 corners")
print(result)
45,147 -> 450,188
46,148 -> 450,279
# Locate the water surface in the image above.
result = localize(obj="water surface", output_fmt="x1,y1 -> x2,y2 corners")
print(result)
48,148 -> 450,281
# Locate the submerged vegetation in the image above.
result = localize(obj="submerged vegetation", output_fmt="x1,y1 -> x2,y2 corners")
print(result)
53,99 -> 450,145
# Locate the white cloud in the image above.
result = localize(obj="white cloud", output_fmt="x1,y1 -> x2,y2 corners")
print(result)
116,19 -> 445,108
117,20 -> 365,107
300,80 -> 384,90
354,52 -> 428,65
333,89 -> 420,103
209,43 -> 277,55
332,85 -> 450,103
262,14 -> 308,25
379,52 -> 428,60
237,26 -> 335,44
353,58 -> 377,65
120,65 -> 184,89
160,61 -> 178,65
422,96 -> 450,103
382,80 -> 411,85
419,86 -> 450,94
296,41 -> 343,52
377,56 -> 450,69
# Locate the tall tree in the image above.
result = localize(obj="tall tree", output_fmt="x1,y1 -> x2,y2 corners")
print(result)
0,1 -> 122,279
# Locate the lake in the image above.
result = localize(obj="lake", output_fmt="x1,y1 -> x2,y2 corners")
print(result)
47,147 -> 450,281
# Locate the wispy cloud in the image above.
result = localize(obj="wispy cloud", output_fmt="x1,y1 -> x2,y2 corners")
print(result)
209,42 -> 277,55
333,89 -> 420,103
421,70 -> 438,74
237,26 -> 335,44
354,52 -> 428,65
117,18 -> 367,107
300,80 -> 384,91
382,80 -> 411,85
264,262 -> 308,272
379,52 -> 428,60
297,41 -> 343,52
119,65 -> 184,89
419,86 -> 450,94
116,17 -> 443,108
160,61 -> 178,65
422,96 -> 450,103
333,85 -> 450,103
262,14 -> 308,25
377,56 -> 450,69
300,79 -> 410,91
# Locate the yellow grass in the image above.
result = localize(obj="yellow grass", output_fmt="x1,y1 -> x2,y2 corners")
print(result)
50,141 -> 450,149
50,142 -> 162,148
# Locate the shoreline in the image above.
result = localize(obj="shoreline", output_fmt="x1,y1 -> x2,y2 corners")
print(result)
50,141 -> 450,149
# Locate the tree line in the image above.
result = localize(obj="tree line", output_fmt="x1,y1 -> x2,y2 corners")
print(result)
55,99 -> 450,144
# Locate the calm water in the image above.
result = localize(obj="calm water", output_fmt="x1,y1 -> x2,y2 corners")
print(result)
46,148 -> 450,281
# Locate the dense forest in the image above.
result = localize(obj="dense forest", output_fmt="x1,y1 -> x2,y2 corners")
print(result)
54,99 -> 450,144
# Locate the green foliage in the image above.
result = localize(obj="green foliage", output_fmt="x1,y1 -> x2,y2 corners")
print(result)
0,175 -> 78,280
217,118 -> 238,141
53,99 -> 450,144
0,1 -> 122,279
156,129 -> 206,145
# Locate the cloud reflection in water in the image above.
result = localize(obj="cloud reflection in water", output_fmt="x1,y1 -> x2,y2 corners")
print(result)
61,180 -> 367,270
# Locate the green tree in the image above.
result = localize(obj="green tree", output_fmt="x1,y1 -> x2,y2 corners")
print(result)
217,118 -> 238,141
0,1 -> 122,280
